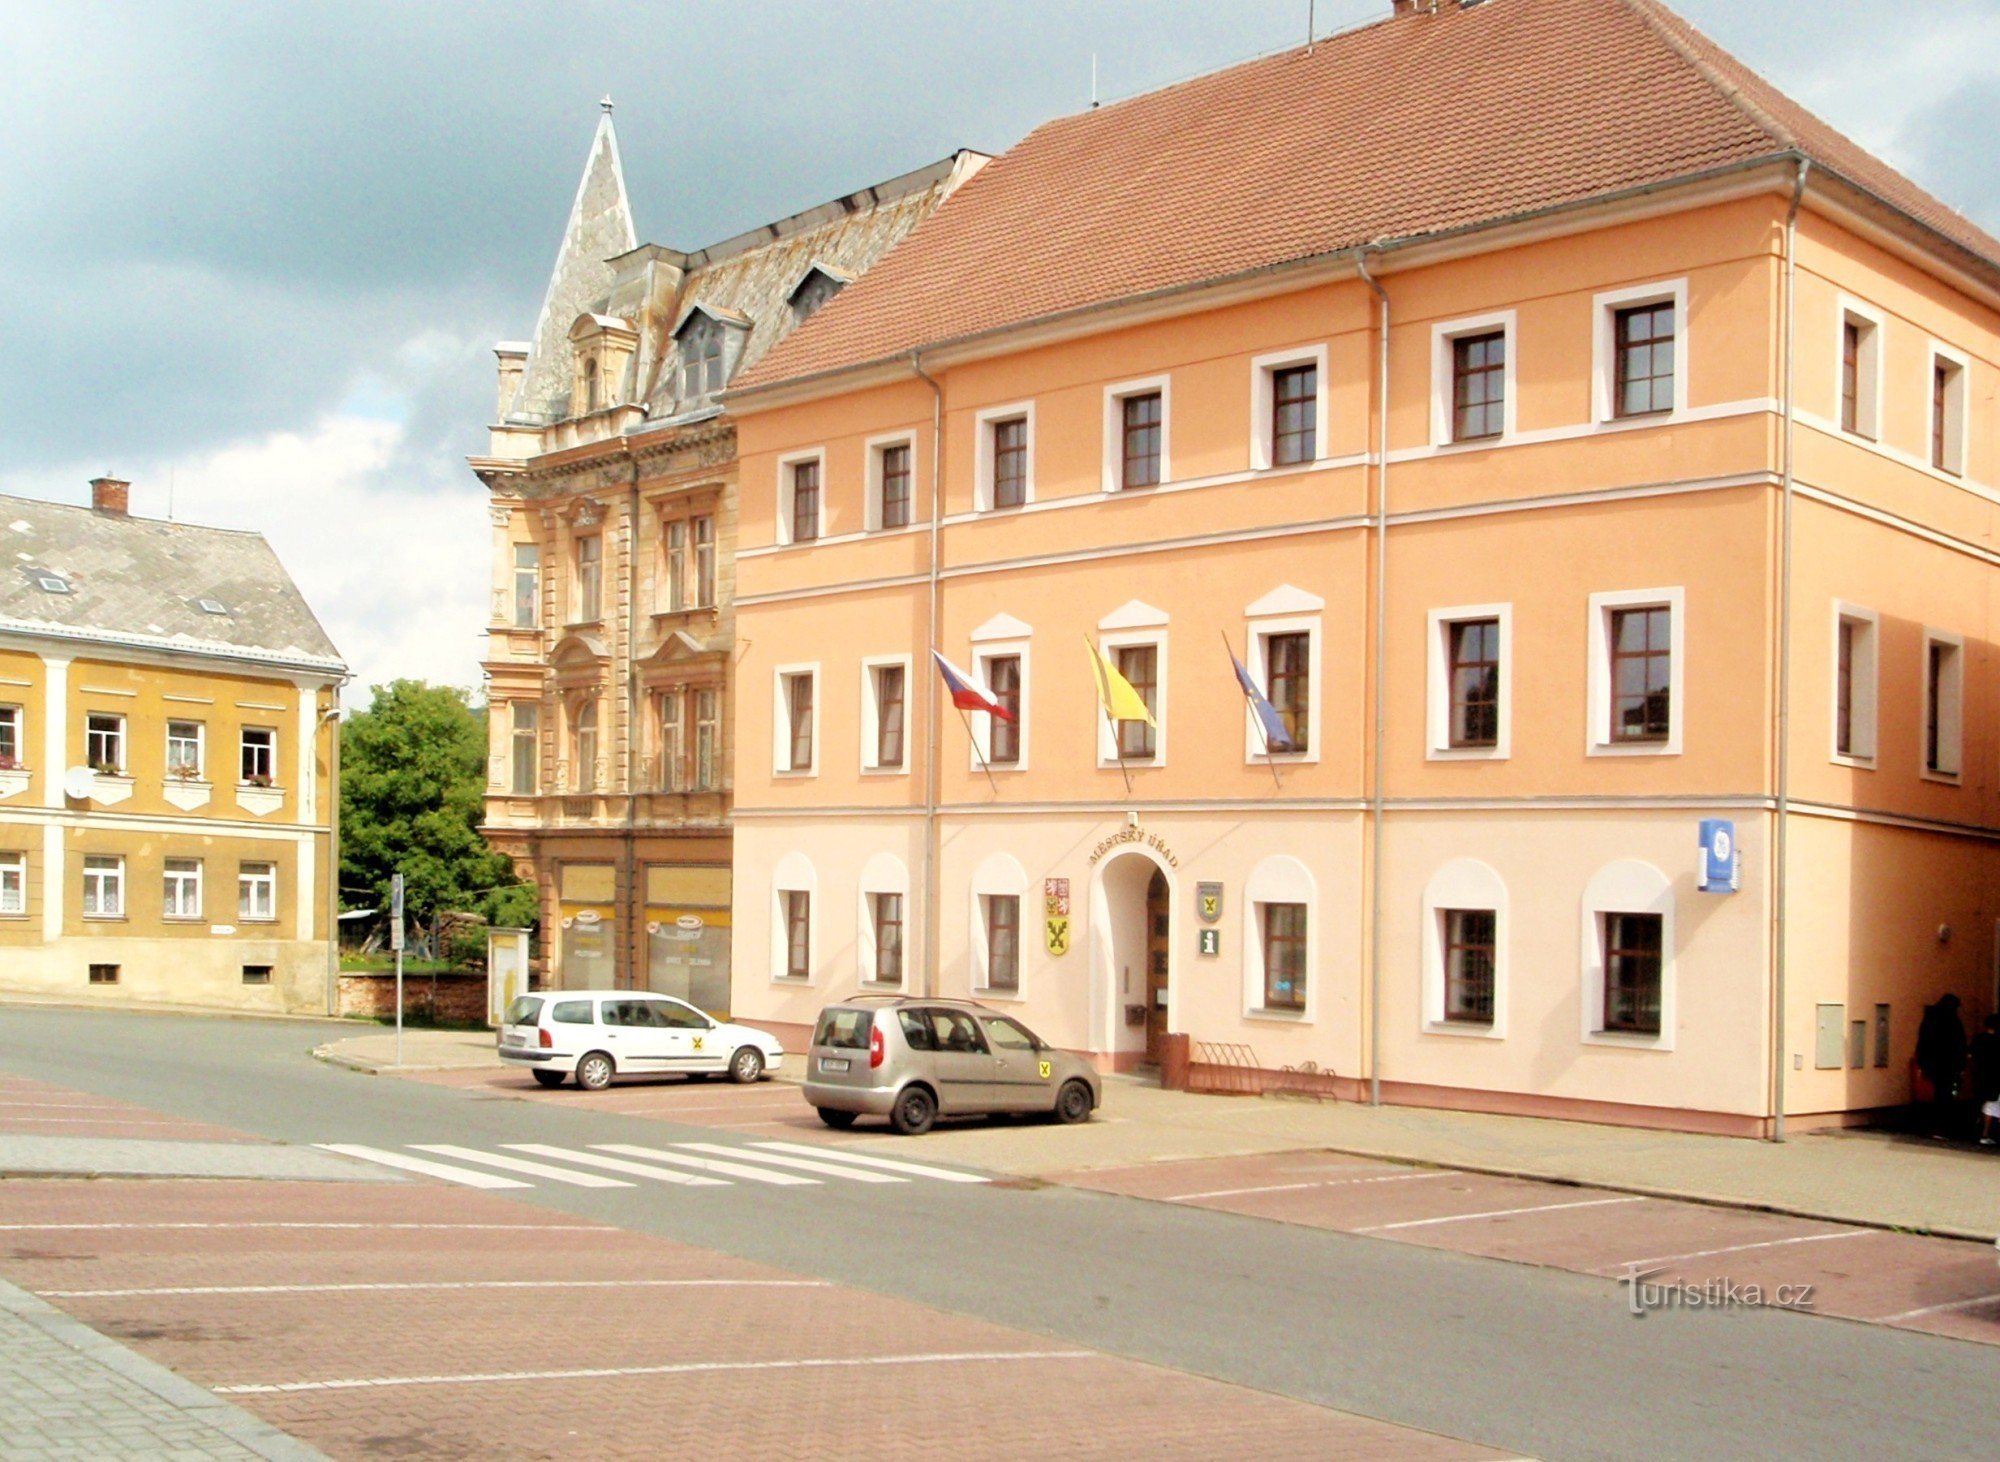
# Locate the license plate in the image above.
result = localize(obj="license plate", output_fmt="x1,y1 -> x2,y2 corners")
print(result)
501,1032 -> 524,1047
819,1057 -> 850,1073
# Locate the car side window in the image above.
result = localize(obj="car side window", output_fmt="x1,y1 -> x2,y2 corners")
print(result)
984,1016 -> 1039,1053
551,1000 -> 594,1025
657,1001 -> 709,1029
898,1010 -> 936,1051
931,1010 -> 988,1055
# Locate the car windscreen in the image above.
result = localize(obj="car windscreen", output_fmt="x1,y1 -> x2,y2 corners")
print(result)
814,1008 -> 874,1050
503,996 -> 544,1026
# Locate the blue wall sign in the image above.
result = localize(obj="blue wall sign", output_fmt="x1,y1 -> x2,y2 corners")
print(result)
1699,819 -> 1739,894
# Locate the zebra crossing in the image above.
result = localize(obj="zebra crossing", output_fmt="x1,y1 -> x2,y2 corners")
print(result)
317,1138 -> 989,1192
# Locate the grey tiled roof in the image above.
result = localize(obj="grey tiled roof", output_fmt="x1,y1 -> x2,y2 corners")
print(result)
0,495 -> 346,675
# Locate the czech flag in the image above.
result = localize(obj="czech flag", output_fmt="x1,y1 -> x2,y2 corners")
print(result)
1229,643 -> 1299,754
932,651 -> 1015,721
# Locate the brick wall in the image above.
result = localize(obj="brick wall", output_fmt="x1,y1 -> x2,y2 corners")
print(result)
336,972 -> 490,1024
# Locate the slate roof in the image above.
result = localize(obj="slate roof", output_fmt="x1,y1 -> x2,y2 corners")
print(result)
738,0 -> 2000,393
0,495 -> 346,675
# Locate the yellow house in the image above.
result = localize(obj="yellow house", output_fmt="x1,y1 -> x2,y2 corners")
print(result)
724,0 -> 2000,1134
0,478 -> 346,1012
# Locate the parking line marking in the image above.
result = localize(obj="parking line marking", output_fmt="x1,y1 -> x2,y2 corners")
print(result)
213,1349 -> 1099,1395
1878,1292 -> 2000,1323
672,1142 -> 904,1184
751,1141 -> 989,1183
1166,1172 -> 1448,1202
410,1145 -> 634,1188
41,1279 -> 828,1298
315,1144 -> 529,1189
1357,1196 -> 1644,1232
0,1101 -> 135,1110
1601,1229 -> 1874,1274
503,1145 -> 728,1187
0,1222 -> 609,1232
593,1144 -> 818,1186
0,1116 -> 208,1128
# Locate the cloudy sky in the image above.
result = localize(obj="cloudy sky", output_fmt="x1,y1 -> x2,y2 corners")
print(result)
3,0 -> 1996,702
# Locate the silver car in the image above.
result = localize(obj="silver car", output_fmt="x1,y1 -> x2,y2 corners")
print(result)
802,997 -> 1101,1135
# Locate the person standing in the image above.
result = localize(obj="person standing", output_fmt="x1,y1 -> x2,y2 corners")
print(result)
1915,994 -> 1969,1137
1970,1014 -> 2000,1148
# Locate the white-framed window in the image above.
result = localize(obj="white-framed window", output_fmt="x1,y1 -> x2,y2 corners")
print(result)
973,644 -> 1029,771
510,702 -> 539,795
1922,626 -> 1964,781
657,689 -> 686,791
975,402 -> 1035,511
692,515 -> 716,607
1244,854 -> 1314,1020
0,704 -> 25,769
773,665 -> 818,775
82,854 -> 124,919
1242,606 -> 1321,763
775,449 -> 825,546
1585,587 -> 1685,756
1098,635 -> 1165,766
512,543 -> 539,628
166,720 -> 204,780
1250,344 -> 1328,471
1580,859 -> 1674,1049
771,851 -> 816,984
664,519 -> 688,611
569,697 -> 600,791
1426,603 -> 1511,761
573,533 -> 603,623
860,656 -> 910,773
1836,298 -> 1883,440
693,687 -> 720,791
163,857 -> 203,920
866,432 -> 917,532
1593,278 -> 1688,422
239,861 -> 277,922
1420,859 -> 1507,1038
970,851 -> 1029,998
1102,375 -> 1171,492
1929,342 -> 1970,477
240,726 -> 277,786
85,713 -> 125,774
1831,602 -> 1879,767
0,851 -> 24,916
1431,311 -> 1516,446
857,851 -> 910,988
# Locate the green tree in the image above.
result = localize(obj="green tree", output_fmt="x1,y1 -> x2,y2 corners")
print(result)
339,680 -> 536,952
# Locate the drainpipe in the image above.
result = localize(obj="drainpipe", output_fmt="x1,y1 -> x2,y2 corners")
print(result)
912,352 -> 944,998
622,439 -> 643,991
1357,247 -> 1390,1108
1773,156 -> 1810,1142
323,699 -> 343,1015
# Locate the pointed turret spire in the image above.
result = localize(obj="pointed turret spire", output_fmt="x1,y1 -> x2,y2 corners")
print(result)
505,102 -> 639,422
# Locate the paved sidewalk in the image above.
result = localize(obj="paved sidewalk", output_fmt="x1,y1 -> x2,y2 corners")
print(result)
332,1027 -> 2000,1241
0,1277 -> 324,1460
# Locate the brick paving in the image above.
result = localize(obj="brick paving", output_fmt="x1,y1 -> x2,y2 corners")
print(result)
0,1073 -> 252,1144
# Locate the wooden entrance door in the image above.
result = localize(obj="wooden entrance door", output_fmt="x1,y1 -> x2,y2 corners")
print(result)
1144,868 -> 1170,1062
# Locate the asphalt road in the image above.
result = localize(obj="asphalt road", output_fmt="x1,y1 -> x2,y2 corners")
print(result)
3,1005 -> 1996,1461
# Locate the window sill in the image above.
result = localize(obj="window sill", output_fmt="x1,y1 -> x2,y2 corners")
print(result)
163,916 -> 206,925
1424,1018 -> 1502,1040
1586,741 -> 1680,759
564,619 -> 604,632
859,766 -> 909,778
81,915 -> 128,924
770,976 -> 813,987
1431,433 -> 1507,453
772,769 -> 818,780
1246,1006 -> 1307,1022
972,987 -> 1024,1003
1582,1028 -> 1670,1051
1829,753 -> 1877,771
1427,744 -> 1506,762
237,917 -> 278,926
1920,768 -> 1962,786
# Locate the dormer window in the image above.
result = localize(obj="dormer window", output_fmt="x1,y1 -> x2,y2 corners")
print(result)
678,314 -> 726,402
788,263 -> 850,327
583,357 -> 600,413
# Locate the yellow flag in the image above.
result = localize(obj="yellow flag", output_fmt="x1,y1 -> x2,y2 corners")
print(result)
1085,638 -> 1157,727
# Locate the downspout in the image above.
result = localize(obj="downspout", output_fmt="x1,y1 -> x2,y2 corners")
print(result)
623,439 -> 643,992
912,352 -> 944,998
323,698 -> 343,1015
1357,248 -> 1390,1108
1773,156 -> 1810,1141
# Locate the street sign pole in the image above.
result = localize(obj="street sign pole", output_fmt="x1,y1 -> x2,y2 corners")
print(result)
391,872 -> 405,1067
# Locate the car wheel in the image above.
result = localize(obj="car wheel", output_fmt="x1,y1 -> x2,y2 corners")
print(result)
729,1046 -> 765,1085
576,1051 -> 615,1091
531,1070 -> 565,1089
1054,1079 -> 1093,1125
890,1084 -> 937,1136
817,1107 -> 858,1130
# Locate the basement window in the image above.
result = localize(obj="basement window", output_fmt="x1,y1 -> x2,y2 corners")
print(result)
242,964 -> 273,985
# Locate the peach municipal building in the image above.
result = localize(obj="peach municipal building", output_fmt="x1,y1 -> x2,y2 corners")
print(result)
712,0 -> 2000,1135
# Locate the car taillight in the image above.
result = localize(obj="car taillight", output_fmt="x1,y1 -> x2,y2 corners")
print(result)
869,1025 -> 884,1069
538,1028 -> 552,1049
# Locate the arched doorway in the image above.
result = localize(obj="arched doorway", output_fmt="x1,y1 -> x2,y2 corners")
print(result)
1088,849 -> 1173,1065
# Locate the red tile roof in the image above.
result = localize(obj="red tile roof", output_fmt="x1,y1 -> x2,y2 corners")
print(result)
739,0 -> 2000,394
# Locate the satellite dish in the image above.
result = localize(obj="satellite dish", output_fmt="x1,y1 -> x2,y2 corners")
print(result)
63,766 -> 97,800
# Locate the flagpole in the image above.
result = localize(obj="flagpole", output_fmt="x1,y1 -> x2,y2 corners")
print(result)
1086,637 -> 1134,796
960,705 -> 999,795
1223,630 -> 1284,791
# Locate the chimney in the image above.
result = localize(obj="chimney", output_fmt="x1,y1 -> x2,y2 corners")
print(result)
90,476 -> 130,516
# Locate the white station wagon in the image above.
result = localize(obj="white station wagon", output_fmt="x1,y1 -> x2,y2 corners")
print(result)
499,991 -> 784,1091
